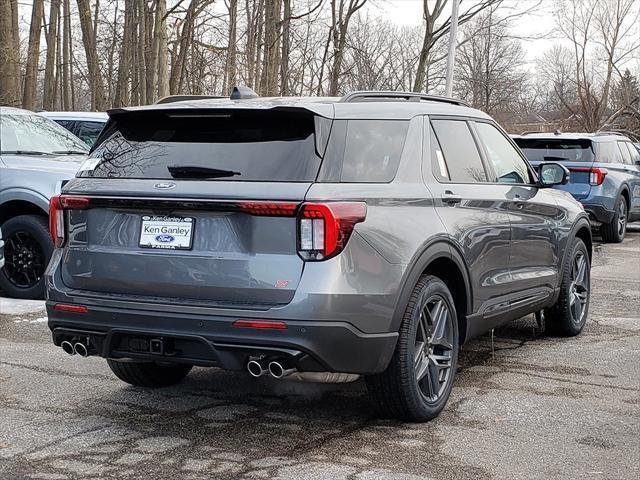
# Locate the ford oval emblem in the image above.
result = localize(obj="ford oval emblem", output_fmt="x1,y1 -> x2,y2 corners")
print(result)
154,182 -> 176,189
155,234 -> 175,243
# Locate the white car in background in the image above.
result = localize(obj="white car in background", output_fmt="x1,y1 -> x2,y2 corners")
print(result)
39,111 -> 108,147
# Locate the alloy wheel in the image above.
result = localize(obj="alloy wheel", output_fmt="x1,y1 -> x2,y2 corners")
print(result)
618,199 -> 627,237
2,230 -> 46,289
569,251 -> 589,325
414,295 -> 454,402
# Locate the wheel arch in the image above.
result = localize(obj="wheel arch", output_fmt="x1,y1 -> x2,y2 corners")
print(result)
391,239 -> 472,345
0,197 -> 49,226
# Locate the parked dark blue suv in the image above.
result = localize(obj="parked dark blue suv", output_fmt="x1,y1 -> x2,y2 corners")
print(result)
515,132 -> 640,242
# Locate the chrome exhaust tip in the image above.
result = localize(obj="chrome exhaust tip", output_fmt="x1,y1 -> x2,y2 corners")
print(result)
74,342 -> 88,357
268,361 -> 295,379
61,340 -> 75,355
247,359 -> 266,377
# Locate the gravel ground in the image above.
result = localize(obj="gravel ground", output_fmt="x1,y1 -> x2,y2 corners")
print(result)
0,227 -> 638,480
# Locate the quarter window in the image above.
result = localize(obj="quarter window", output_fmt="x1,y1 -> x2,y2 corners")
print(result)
617,141 -> 632,165
596,142 -> 622,164
431,120 -> 487,183
475,122 -> 531,184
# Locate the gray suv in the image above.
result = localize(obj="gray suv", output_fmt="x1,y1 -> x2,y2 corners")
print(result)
46,90 -> 592,421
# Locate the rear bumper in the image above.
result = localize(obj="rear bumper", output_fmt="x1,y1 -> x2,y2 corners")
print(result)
583,203 -> 615,224
47,302 -> 398,374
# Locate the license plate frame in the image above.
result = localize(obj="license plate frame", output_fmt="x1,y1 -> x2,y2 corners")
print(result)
139,215 -> 195,250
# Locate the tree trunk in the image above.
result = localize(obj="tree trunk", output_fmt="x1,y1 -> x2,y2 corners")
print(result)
225,0 -> 238,95
0,0 -> 22,106
260,0 -> 282,96
114,0 -> 134,107
156,0 -> 169,98
43,0 -> 61,110
62,0 -> 72,109
279,0 -> 291,95
23,0 -> 44,110
76,0 -> 106,110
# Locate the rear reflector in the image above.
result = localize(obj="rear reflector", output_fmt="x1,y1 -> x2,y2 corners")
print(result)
53,304 -> 89,314
232,319 -> 288,330
568,167 -> 608,186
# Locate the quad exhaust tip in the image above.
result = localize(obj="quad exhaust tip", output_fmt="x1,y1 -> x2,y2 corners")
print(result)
61,340 -> 75,355
268,361 -> 295,379
73,343 -> 88,357
247,359 -> 266,377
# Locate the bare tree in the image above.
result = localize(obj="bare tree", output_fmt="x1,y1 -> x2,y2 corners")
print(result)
23,0 -> 45,110
0,0 -> 21,106
77,0 -> 107,109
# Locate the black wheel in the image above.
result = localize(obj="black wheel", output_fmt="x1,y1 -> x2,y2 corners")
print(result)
544,237 -> 590,336
601,196 -> 627,243
107,359 -> 193,388
366,275 -> 459,422
0,215 -> 52,299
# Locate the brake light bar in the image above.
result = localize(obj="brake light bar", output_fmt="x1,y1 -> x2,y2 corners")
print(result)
568,167 -> 608,186
298,202 -> 367,261
237,202 -> 298,217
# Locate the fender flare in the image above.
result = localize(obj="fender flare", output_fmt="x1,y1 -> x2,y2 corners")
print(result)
557,214 -> 592,291
0,188 -> 49,214
389,238 -> 473,333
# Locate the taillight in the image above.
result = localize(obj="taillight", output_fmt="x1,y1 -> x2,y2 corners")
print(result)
297,202 -> 367,261
568,167 -> 608,186
49,195 -> 91,247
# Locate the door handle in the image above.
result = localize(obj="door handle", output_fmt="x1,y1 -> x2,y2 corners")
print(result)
441,190 -> 461,205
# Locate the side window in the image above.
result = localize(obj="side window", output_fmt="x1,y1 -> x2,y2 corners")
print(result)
617,141 -> 632,165
597,142 -> 621,164
626,143 -> 640,165
474,122 -> 532,184
77,121 -> 105,147
431,119 -> 487,183
54,119 -> 74,131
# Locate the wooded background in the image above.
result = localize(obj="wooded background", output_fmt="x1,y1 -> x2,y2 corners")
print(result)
0,0 -> 639,135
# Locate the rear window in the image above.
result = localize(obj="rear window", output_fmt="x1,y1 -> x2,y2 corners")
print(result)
81,110 -> 323,181
514,138 -> 594,163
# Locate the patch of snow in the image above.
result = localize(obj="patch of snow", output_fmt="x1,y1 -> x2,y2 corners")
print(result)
0,297 -> 46,315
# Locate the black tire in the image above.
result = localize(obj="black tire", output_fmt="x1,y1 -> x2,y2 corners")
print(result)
544,237 -> 590,337
0,215 -> 53,299
107,359 -> 193,388
366,275 -> 459,422
601,195 -> 627,243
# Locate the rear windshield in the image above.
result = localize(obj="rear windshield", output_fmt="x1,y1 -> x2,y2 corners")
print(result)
81,110 -> 323,181
514,138 -> 594,163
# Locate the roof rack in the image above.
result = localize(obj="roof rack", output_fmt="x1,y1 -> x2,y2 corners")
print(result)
594,131 -> 625,137
155,95 -> 225,105
340,91 -> 469,107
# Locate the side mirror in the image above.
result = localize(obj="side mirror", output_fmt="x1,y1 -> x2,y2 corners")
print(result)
538,162 -> 570,187
635,159 -> 640,167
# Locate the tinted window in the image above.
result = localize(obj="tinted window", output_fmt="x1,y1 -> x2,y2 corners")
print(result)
431,120 -> 487,183
626,143 -> 640,164
0,113 -> 88,154
514,138 -> 594,163
83,110 -> 322,181
617,142 -> 633,165
475,122 -> 531,184
596,142 -> 622,164
77,121 -> 105,146
340,120 -> 408,182
54,119 -> 75,130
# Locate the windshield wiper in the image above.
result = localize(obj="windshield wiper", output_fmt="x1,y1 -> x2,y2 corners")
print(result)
52,150 -> 89,155
0,150 -> 51,155
168,166 -> 241,179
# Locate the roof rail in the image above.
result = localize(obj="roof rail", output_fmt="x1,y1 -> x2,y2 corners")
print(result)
594,131 -> 625,137
340,91 -> 469,107
155,95 -> 225,105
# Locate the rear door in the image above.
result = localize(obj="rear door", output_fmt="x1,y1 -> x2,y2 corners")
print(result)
426,118 -> 512,316
618,141 -> 640,218
60,108 -> 327,308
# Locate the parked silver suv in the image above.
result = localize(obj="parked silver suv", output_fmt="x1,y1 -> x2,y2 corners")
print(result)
0,107 -> 88,298
46,90 -> 592,421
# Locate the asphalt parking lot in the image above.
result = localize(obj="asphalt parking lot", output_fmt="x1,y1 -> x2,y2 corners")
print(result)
1,227 -> 638,480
